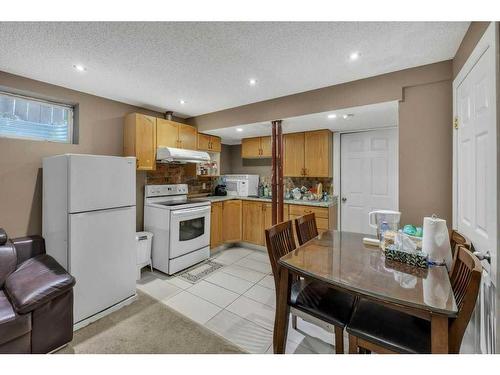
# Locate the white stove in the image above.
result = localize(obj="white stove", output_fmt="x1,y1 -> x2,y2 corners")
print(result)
144,184 -> 211,275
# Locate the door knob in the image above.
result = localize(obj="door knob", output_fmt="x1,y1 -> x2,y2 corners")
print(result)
473,250 -> 491,264
341,197 -> 347,203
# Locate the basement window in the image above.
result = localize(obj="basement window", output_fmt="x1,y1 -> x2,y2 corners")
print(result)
0,91 -> 74,143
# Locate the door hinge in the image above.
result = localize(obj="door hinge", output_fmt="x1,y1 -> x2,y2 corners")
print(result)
453,117 -> 459,129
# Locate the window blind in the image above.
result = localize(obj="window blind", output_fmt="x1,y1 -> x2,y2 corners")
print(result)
0,91 -> 73,143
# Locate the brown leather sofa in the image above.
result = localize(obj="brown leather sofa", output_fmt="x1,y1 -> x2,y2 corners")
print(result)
0,228 -> 75,354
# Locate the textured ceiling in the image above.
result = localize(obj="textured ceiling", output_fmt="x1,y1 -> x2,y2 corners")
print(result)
0,22 -> 468,117
207,101 -> 399,144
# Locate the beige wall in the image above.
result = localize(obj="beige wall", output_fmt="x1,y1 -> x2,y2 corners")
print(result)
225,144 -> 272,176
0,71 -> 162,237
453,22 -> 490,78
399,81 -> 453,225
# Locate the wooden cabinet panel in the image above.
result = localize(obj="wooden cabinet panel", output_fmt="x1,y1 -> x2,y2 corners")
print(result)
242,201 -> 264,245
210,136 -> 221,152
198,133 -> 222,152
260,136 -> 272,157
289,205 -> 329,219
222,200 -> 242,242
210,202 -> 223,249
304,130 -> 332,177
197,133 -> 211,151
156,118 -> 179,148
241,137 -> 262,158
178,124 -> 197,150
283,132 -> 305,176
263,203 -> 289,231
124,113 -> 156,170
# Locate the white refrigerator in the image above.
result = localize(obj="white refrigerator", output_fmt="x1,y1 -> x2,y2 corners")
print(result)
43,154 -> 137,326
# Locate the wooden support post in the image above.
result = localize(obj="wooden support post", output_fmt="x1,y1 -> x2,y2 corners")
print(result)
271,120 -> 283,225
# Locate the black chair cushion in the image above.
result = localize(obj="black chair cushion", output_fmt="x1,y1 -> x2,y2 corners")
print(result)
0,291 -> 31,347
346,298 -> 431,353
290,279 -> 355,328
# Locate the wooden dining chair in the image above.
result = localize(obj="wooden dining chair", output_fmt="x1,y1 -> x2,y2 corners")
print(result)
346,246 -> 482,354
295,213 -> 318,246
265,220 -> 356,354
449,229 -> 471,275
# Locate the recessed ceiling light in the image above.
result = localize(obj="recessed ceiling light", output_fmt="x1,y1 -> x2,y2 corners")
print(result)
236,128 -> 243,132
73,64 -> 86,72
327,114 -> 337,119
180,100 -> 186,105
349,52 -> 360,61
249,78 -> 257,86
343,114 -> 354,119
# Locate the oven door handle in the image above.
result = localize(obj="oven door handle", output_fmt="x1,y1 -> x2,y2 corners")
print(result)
171,206 -> 210,217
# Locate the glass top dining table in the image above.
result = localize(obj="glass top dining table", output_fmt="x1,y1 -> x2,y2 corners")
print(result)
272,230 -> 457,354
279,230 -> 458,316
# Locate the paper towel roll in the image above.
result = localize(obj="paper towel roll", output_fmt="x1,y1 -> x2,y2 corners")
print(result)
422,216 -> 452,269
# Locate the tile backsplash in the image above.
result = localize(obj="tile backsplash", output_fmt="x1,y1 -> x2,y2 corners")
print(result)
146,164 -> 216,195
260,175 -> 333,195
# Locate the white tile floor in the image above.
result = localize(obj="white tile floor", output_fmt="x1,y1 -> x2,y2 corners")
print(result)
136,246 -> 337,354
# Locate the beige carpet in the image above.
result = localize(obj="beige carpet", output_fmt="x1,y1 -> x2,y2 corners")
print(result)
57,291 -> 245,354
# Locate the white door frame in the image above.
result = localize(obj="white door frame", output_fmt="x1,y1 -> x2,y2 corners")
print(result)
334,126 -> 399,231
452,21 -> 499,354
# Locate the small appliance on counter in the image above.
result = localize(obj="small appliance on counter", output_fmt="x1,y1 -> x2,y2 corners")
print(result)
214,184 -> 227,196
368,210 -> 401,239
223,174 -> 259,197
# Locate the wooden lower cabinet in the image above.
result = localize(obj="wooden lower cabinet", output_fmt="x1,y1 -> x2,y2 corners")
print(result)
210,202 -> 223,249
222,200 -> 242,242
242,201 -> 264,245
210,199 -> 334,249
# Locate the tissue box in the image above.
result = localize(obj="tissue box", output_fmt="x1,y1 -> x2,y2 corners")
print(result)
384,244 -> 428,268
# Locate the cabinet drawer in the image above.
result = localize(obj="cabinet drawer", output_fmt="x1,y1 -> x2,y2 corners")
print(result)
289,205 -> 329,219
290,214 -> 329,230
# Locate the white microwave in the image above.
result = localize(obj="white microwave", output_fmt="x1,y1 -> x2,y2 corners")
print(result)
223,175 -> 259,197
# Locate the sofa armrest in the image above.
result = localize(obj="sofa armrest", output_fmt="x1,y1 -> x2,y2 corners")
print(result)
4,255 -> 75,314
11,235 -> 46,266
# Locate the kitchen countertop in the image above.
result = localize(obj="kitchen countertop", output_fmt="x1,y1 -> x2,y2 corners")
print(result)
193,195 -> 337,207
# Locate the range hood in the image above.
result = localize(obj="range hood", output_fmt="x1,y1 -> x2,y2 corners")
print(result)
157,147 -> 211,164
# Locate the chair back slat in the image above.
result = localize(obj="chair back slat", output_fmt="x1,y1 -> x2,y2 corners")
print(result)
448,246 -> 482,353
265,220 -> 296,290
295,213 -> 319,246
449,230 -> 471,275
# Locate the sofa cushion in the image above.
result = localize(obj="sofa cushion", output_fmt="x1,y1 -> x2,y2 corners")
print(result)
5,255 -> 75,314
0,240 -> 17,288
0,291 -> 31,346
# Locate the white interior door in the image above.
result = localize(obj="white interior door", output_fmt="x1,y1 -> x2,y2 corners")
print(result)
69,206 -> 136,323
340,128 -> 398,234
454,23 -> 497,354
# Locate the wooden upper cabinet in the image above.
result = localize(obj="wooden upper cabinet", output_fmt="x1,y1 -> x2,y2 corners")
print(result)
157,118 -> 198,150
178,124 -> 197,150
241,136 -> 272,158
156,118 -> 179,148
210,136 -> 222,152
283,132 -> 305,177
241,137 -> 262,158
304,130 -> 332,177
260,136 -> 272,157
283,130 -> 332,177
210,202 -> 223,249
242,201 -> 264,245
222,200 -> 242,242
124,113 -> 157,170
197,133 -> 221,152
